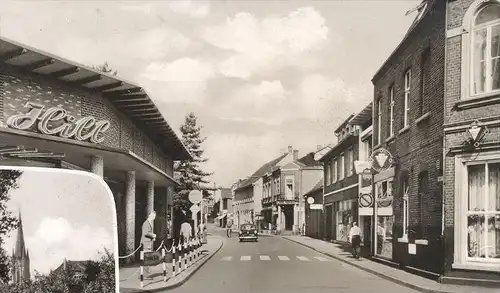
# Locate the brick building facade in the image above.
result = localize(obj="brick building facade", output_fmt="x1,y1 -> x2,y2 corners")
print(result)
320,115 -> 360,243
443,0 -> 500,284
0,37 -> 190,263
371,0 -> 446,274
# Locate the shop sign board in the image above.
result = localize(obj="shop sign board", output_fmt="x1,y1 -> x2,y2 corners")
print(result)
309,204 -> 323,210
6,102 -> 110,144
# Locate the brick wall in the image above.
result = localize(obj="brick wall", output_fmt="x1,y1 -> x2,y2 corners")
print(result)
0,69 -> 174,175
443,0 -> 500,279
371,0 -> 446,273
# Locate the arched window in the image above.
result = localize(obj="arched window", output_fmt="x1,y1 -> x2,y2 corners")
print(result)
471,4 -> 500,96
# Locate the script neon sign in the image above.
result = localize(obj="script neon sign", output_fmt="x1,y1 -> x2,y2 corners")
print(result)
6,102 -> 110,144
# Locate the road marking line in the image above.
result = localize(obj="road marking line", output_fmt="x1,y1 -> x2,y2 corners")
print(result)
297,256 -> 310,261
314,256 -> 331,262
278,256 -> 290,261
241,256 -> 251,261
220,256 -> 232,261
260,255 -> 270,261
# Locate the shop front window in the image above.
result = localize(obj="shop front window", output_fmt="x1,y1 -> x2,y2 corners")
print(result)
467,162 -> 500,261
376,178 -> 394,259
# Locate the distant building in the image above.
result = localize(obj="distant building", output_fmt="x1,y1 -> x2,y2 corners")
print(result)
213,187 -> 233,227
11,211 -> 30,284
53,259 -> 88,277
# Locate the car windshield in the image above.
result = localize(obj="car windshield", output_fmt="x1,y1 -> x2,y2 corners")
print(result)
241,224 -> 255,230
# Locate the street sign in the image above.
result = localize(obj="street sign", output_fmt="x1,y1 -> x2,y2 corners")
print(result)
309,204 -> 323,210
189,190 -> 202,204
190,204 -> 200,213
143,251 -> 163,266
359,193 -> 373,208
370,148 -> 393,172
307,197 -> 315,204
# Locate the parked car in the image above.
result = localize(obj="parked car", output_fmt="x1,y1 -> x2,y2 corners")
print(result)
239,224 -> 258,242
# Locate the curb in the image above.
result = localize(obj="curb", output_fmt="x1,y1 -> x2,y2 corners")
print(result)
122,237 -> 225,293
282,237 -> 450,293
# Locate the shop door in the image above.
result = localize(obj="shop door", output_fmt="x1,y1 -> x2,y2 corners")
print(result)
325,205 -> 333,240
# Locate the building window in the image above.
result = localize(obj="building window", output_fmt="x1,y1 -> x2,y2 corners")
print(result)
330,159 -> 337,183
339,154 -> 345,180
466,162 -> 500,261
223,199 -> 228,210
333,159 -> 338,183
404,70 -> 411,128
377,98 -> 382,144
389,85 -> 394,137
347,148 -> 354,176
417,171 -> 428,238
471,4 -> 500,96
326,161 -> 331,185
285,176 -> 294,200
402,175 -> 410,238
420,49 -> 431,115
277,177 -> 281,194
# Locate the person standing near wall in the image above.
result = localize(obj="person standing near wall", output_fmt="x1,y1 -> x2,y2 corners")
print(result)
349,221 -> 362,259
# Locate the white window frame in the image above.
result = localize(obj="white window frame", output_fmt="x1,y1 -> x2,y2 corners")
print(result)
326,161 -> 331,185
333,159 -> 338,183
460,2 -> 500,100
377,99 -> 382,144
347,147 -> 354,176
389,85 -> 394,137
453,150 -> 500,272
402,179 -> 410,239
285,175 -> 295,200
470,5 -> 500,96
404,70 -> 411,127
340,153 -> 345,180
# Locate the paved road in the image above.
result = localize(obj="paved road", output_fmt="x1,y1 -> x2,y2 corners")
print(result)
165,229 -> 420,293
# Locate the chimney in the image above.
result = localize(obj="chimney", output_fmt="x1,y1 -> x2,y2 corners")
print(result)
317,145 -> 323,151
293,150 -> 299,160
288,145 -> 293,153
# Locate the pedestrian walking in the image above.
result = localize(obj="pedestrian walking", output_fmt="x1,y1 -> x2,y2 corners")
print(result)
140,211 -> 156,277
226,219 -> 233,238
348,222 -> 362,259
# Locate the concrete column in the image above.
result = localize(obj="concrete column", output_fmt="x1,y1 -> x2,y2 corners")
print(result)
146,180 -> 155,217
277,205 -> 282,229
125,171 -> 136,257
89,155 -> 104,178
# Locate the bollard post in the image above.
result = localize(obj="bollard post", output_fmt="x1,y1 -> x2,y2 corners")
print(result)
140,251 -> 144,289
162,248 -> 167,282
172,242 -> 177,277
188,239 -> 193,266
184,241 -> 188,268
179,242 -> 183,272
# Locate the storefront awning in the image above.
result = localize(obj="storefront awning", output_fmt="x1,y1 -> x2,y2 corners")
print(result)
0,36 -> 191,161
0,128 -> 177,187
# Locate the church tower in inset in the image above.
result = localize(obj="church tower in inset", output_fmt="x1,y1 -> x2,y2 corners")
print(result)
11,211 -> 30,283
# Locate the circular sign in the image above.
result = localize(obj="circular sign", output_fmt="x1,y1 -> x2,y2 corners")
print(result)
188,190 -> 202,204
307,197 -> 315,204
359,193 -> 373,208
190,204 -> 200,213
370,148 -> 394,172
378,196 -> 392,208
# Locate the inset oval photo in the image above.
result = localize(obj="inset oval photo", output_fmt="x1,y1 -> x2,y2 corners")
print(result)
0,167 -> 118,293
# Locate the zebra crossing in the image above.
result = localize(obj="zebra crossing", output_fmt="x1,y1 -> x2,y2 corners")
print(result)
219,255 -> 331,262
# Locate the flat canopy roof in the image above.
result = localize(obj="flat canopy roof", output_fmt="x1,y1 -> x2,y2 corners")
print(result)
0,36 -> 191,161
349,102 -> 373,126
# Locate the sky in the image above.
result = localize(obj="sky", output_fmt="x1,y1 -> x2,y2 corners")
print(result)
0,0 -> 421,187
1,168 -> 116,276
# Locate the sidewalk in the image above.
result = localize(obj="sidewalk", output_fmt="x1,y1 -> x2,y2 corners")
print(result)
120,235 -> 224,292
283,235 -> 498,293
